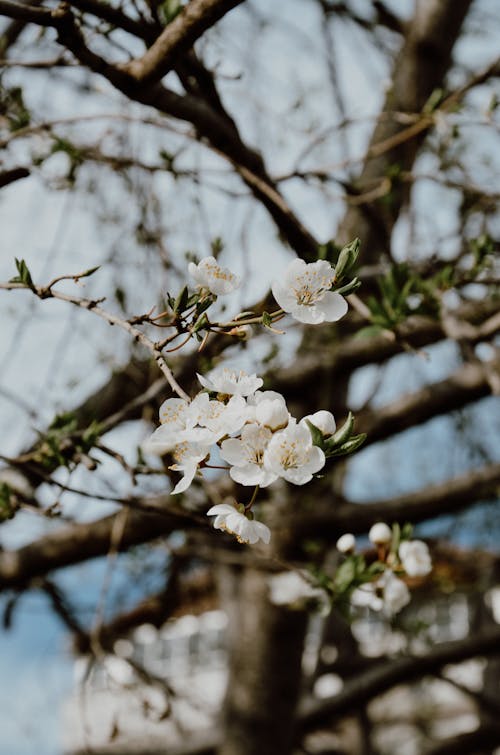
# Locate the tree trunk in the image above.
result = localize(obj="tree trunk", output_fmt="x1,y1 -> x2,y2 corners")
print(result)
218,565 -> 308,755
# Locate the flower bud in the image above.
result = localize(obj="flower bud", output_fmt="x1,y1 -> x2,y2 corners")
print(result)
301,410 -> 336,437
369,522 -> 392,546
228,324 -> 252,340
336,533 -> 356,554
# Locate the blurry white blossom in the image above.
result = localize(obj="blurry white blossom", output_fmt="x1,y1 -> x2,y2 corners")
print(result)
336,533 -> 356,553
188,256 -> 240,295
351,570 -> 410,616
368,522 -> 393,546
268,571 -> 328,609
399,540 -> 432,577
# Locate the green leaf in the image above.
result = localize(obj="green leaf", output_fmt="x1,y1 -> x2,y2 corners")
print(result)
211,237 -> 224,256
333,558 -> 357,593
328,411 -> 354,447
173,285 -> 189,314
390,522 -> 401,555
326,433 -> 367,458
80,266 -> 100,279
400,522 -> 413,542
333,277 -> 361,296
10,258 -> 35,289
192,312 -> 209,333
195,296 -> 214,317
305,420 -> 325,448
423,87 -> 445,114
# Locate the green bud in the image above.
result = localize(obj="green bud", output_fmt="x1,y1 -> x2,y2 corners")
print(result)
326,433 -> 367,458
327,412 -> 354,448
334,238 -> 360,280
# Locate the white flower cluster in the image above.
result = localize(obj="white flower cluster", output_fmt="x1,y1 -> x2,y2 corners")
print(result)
188,255 -> 348,325
143,367 -> 338,544
335,523 -> 432,617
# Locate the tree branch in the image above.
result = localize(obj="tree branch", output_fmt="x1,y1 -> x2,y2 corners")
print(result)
300,625 -> 500,728
337,0 -> 474,259
0,504 -> 195,590
357,357 -> 500,448
292,462 -> 500,538
122,0 -> 245,84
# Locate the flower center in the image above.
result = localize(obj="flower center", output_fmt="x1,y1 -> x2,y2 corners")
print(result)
172,442 -> 189,462
278,440 -> 308,469
204,262 -> 235,282
292,272 -> 333,306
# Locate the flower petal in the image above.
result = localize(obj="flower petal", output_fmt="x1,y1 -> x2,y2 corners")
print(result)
317,291 -> 348,322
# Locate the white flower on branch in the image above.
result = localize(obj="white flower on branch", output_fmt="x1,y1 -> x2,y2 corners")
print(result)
263,421 -> 325,484
368,522 -> 393,546
142,394 -> 213,454
399,540 -> 432,577
206,502 -> 271,545
300,409 -> 336,437
351,570 -> 410,616
336,533 -> 356,553
220,423 -> 278,487
188,255 -> 240,295
170,441 -> 211,494
195,392 -> 248,441
272,259 -> 348,324
197,368 -> 263,397
246,390 -> 290,431
268,571 -> 328,609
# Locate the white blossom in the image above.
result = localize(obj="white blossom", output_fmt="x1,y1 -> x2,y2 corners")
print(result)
399,540 -> 432,577
268,571 -> 328,608
300,410 -> 336,437
247,390 -> 290,431
336,533 -> 356,554
220,424 -> 278,487
272,258 -> 348,325
197,368 -> 263,397
368,522 -> 393,546
142,394 -> 214,454
206,502 -> 271,545
351,570 -> 410,616
188,256 -> 240,295
263,421 -> 325,484
170,441 -> 210,494
195,392 -> 248,441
